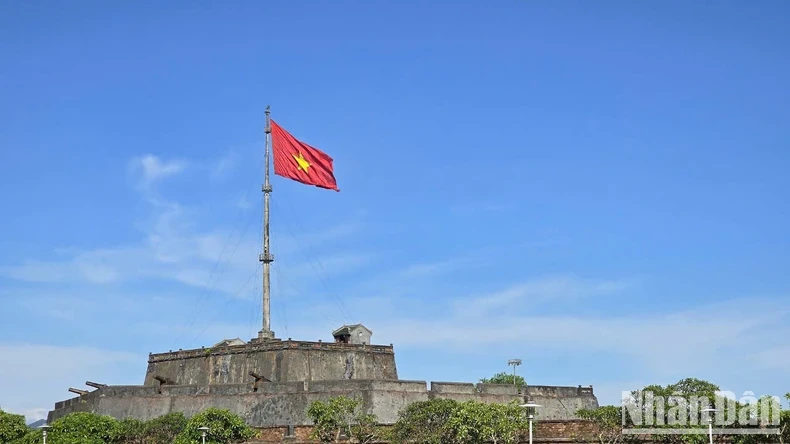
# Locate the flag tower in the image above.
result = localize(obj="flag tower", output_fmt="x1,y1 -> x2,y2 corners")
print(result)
257,105 -> 275,340
255,106 -> 339,341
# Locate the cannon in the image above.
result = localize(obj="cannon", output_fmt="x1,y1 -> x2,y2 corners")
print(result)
249,371 -> 271,392
152,375 -> 177,394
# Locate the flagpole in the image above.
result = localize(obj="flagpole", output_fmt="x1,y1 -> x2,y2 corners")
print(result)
258,105 -> 275,341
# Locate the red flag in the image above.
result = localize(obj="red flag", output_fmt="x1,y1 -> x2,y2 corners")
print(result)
271,120 -> 339,191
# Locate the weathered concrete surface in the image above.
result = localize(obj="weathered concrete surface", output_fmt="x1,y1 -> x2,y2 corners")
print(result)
48,380 -> 598,427
525,385 -> 598,420
145,340 -> 397,386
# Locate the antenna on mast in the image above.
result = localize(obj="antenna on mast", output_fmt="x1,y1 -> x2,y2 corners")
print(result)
257,105 -> 275,341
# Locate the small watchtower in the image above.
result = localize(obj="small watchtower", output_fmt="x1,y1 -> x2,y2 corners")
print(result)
332,324 -> 372,345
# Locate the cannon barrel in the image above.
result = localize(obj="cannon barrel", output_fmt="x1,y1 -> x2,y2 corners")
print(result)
68,388 -> 89,396
85,381 -> 107,389
153,375 -> 175,385
249,371 -> 271,382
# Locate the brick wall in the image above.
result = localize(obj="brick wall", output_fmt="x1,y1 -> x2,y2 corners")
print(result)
246,420 -> 602,443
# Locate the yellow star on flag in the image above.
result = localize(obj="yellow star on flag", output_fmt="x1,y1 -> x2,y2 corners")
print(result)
292,152 -> 311,173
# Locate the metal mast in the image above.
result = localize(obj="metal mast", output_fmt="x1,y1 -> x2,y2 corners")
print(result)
258,105 -> 275,340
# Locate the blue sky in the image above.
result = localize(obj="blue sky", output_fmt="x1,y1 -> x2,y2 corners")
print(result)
1,0 -> 789,422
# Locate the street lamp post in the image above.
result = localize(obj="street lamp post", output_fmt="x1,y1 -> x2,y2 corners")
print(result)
198,426 -> 209,444
39,425 -> 50,444
520,402 -> 541,444
701,408 -> 718,444
507,359 -> 522,385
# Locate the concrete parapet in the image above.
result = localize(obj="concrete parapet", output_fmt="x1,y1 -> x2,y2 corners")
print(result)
478,383 -> 520,395
255,381 -> 308,394
429,381 -> 477,394
371,380 -> 427,393
148,340 -> 394,363
526,385 -> 595,398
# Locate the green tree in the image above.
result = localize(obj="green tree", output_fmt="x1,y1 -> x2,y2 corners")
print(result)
625,378 -> 727,444
390,398 -> 459,444
174,408 -> 255,444
480,372 -> 526,387
113,418 -> 146,444
781,393 -> 790,444
732,394 -> 789,444
446,400 -> 529,444
307,396 -> 378,443
40,411 -> 120,444
577,405 -> 640,444
143,411 -> 187,443
0,409 -> 29,443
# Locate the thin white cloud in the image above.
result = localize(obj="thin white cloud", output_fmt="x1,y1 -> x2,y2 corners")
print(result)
454,275 -> 634,316
0,191 -> 365,298
752,345 -> 790,370
398,257 -> 473,278
0,344 -> 141,423
285,275 -> 789,399
233,194 -> 254,210
132,154 -> 187,184
449,202 -> 516,214
210,151 -> 239,180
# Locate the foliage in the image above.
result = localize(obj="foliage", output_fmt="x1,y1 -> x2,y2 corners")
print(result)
577,405 -> 650,444
0,409 -> 29,443
577,405 -> 635,444
174,408 -> 255,444
480,372 -> 526,387
446,400 -> 530,444
731,395 -> 789,444
390,398 -> 459,444
142,411 -> 187,443
625,378 -> 731,444
306,396 -> 378,443
9,429 -> 45,444
5,409 -> 226,444
596,379 -> 790,444
113,418 -> 146,443
40,411 -> 120,444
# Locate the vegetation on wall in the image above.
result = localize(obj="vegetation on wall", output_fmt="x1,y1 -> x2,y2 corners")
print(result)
480,372 -> 526,387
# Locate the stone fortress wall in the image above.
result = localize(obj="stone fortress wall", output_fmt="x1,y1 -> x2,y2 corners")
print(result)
144,339 -> 398,386
48,379 -> 598,427
47,327 -> 599,428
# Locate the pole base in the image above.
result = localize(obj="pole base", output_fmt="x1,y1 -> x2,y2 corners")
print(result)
252,329 -> 276,342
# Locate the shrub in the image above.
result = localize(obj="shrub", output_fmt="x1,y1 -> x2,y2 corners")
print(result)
174,408 -> 255,444
0,410 -> 29,443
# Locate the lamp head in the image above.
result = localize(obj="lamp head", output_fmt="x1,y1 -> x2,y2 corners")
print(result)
701,408 -> 718,423
520,402 -> 541,417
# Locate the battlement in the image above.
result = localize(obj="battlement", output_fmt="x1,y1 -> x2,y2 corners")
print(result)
148,339 -> 394,363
